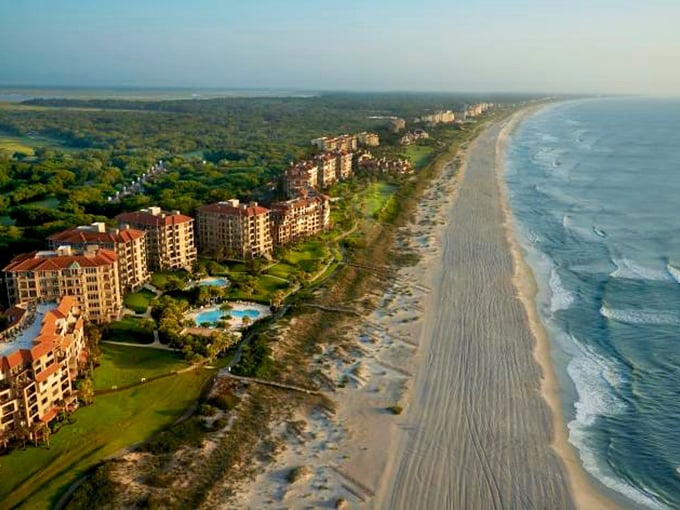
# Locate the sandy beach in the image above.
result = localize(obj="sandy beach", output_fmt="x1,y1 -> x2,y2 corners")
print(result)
229,110 -> 618,509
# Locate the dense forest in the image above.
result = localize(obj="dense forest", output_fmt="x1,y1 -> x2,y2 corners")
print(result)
0,92 -> 526,269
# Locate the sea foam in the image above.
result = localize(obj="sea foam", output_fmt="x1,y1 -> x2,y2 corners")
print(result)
667,264 -> 680,285
600,305 -> 680,326
610,258 -> 673,282
549,269 -> 575,313
566,338 -> 669,510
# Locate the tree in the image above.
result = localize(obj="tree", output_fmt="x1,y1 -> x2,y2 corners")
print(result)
78,377 -> 95,406
270,290 -> 285,311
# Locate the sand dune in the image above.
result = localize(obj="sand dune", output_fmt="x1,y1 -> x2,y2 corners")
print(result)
375,119 -> 576,510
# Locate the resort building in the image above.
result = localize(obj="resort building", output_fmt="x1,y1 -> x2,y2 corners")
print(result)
0,297 -> 87,444
116,207 -> 197,272
399,129 -> 430,146
48,222 -> 149,293
269,192 -> 331,246
311,134 -> 358,152
357,132 -> 380,147
3,246 -> 122,324
389,118 -> 406,133
197,200 -> 273,259
421,110 -> 455,125
465,102 -> 493,118
283,161 -> 318,199
314,152 -> 338,188
358,156 -> 413,175
334,150 -> 353,181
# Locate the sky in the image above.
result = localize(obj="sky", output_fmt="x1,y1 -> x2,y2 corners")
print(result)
1,0 -> 679,95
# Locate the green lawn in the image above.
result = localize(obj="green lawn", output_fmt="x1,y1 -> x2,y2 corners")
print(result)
266,261 -> 297,280
102,316 -> 155,344
150,270 -> 189,290
0,366 -> 213,509
123,288 -> 156,313
404,144 -> 435,169
363,182 -> 398,218
94,344 -> 188,390
223,261 -> 249,273
227,274 -> 289,303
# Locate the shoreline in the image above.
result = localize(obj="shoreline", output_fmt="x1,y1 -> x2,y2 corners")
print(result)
227,108 -> 622,509
494,107 -> 620,510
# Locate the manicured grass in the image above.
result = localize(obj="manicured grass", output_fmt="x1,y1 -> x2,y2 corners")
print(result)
94,343 -> 188,390
123,288 -> 155,313
282,239 -> 326,272
223,261 -> 249,273
102,316 -> 155,344
0,367 -> 214,509
404,144 -> 435,169
227,274 -> 289,303
150,270 -> 189,290
363,182 -> 398,218
266,261 -> 297,280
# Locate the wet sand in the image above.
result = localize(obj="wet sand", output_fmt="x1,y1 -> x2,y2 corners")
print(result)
374,112 -> 612,510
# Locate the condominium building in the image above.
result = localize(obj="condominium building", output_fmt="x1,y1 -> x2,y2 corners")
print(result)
3,246 -> 122,324
283,161 -> 318,199
358,156 -> 413,175
399,128 -> 430,146
389,118 -> 406,133
357,131 -> 380,147
314,153 -> 338,188
116,207 -> 197,272
465,102 -> 493,118
197,200 -> 273,259
334,150 -> 353,181
269,192 -> 331,246
0,297 -> 87,443
48,222 -> 149,293
421,110 -> 455,125
311,134 -> 358,152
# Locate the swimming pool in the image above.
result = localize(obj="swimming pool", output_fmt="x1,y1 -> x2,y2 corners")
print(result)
197,277 -> 229,287
193,305 -> 266,326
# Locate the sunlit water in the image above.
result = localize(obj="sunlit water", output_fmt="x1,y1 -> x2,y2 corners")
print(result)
507,98 -> 680,509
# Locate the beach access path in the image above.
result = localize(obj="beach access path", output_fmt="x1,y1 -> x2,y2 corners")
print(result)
375,118 -> 575,509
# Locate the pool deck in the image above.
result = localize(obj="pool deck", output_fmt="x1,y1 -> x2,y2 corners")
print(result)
186,301 -> 271,331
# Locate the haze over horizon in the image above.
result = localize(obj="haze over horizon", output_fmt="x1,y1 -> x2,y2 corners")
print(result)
1,0 -> 679,96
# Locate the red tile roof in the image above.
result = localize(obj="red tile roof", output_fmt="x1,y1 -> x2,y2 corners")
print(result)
3,249 -> 117,272
40,406 -> 60,424
31,340 -> 54,361
117,210 -> 193,227
48,227 -> 144,245
35,362 -> 59,383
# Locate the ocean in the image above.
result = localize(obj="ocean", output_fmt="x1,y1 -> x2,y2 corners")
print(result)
506,98 -> 680,510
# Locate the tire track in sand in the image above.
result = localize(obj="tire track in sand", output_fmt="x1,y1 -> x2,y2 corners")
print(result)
376,121 -> 574,510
